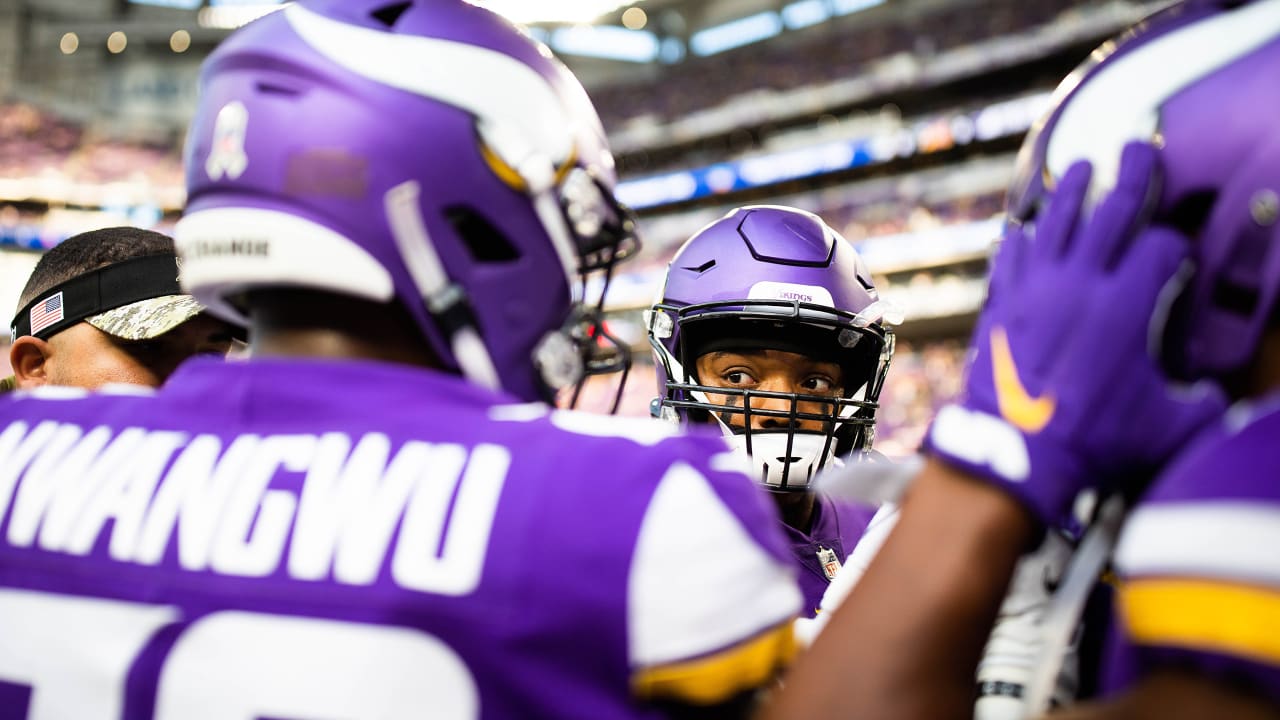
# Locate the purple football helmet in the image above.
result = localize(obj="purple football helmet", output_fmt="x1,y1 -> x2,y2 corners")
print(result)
1007,0 -> 1280,381
647,206 -> 897,491
175,0 -> 637,403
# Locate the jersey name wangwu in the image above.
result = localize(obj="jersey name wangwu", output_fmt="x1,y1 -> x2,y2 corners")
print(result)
0,420 -> 511,595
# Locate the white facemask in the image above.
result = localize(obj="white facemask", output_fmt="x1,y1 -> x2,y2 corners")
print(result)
720,428 -> 838,491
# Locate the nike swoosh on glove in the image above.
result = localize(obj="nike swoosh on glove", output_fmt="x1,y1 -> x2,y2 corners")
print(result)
924,141 -> 1227,528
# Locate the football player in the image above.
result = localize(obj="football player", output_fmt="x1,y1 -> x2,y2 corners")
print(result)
649,208 -> 1077,714
4,227 -> 238,392
647,205 -> 896,617
763,1 -> 1280,718
0,2 -> 803,718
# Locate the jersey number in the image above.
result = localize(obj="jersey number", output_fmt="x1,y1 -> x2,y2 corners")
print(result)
0,588 -> 479,719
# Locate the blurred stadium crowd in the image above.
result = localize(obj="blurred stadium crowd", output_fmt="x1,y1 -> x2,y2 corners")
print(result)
0,0 -> 1164,453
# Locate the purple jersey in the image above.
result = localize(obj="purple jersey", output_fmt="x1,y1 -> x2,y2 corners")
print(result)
0,358 -> 802,719
783,494 -> 875,617
1109,395 -> 1280,704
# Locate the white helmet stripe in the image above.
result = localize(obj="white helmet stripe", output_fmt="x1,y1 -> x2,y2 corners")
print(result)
1046,0 -> 1280,204
284,4 -> 574,163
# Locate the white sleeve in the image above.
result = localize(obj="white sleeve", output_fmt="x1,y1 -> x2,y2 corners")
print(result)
628,461 -> 802,704
975,531 -> 1077,719
629,461 -> 800,666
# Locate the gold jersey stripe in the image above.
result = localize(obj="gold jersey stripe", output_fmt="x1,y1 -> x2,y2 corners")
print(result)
631,620 -> 798,705
1120,578 -> 1280,665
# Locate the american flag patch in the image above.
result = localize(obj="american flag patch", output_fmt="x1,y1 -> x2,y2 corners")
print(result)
29,292 -> 64,336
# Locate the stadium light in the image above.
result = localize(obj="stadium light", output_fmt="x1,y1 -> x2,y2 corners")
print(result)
690,12 -> 783,57
198,3 -> 290,30
467,1 -> 638,25
832,0 -> 886,16
107,31 -> 128,54
782,0 -> 831,29
128,0 -> 202,8
170,29 -> 192,52
551,25 -> 659,62
621,7 -> 647,30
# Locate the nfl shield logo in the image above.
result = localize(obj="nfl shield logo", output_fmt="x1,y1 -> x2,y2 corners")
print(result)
206,101 -> 249,181
816,547 -> 842,581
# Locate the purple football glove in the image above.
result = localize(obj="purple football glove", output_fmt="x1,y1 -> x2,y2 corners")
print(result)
926,142 -> 1226,527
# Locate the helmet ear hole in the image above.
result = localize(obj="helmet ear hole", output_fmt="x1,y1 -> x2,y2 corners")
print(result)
1163,189 -> 1219,238
1212,277 -> 1260,317
445,206 -> 522,263
255,81 -> 302,97
370,2 -> 412,27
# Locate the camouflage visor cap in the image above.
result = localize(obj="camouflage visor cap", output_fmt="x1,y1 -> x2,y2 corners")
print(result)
85,295 -> 205,341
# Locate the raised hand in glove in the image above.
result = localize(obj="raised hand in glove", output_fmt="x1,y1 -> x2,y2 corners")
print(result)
925,142 -> 1226,528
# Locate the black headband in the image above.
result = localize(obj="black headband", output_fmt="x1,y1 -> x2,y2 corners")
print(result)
10,254 -> 183,341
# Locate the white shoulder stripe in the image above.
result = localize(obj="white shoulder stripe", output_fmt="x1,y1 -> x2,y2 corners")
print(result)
96,383 -> 157,397
629,461 -> 800,667
487,404 -> 683,446
548,410 -> 680,446
1115,501 -> 1280,585
284,5 -> 574,162
1047,0 -> 1280,202
11,386 -> 90,400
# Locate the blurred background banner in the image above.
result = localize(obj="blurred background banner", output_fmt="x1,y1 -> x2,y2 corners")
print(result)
0,0 -> 1172,449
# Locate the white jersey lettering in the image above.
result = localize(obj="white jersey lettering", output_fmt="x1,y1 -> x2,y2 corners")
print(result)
0,421 -> 508,595
67,430 -> 188,558
0,421 -> 60,519
289,432 -> 416,585
210,434 -> 315,577
10,424 -> 109,549
146,434 -> 261,570
393,443 -> 509,596
38,428 -> 148,553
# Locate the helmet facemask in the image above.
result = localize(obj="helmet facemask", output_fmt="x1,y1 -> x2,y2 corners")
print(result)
473,118 -> 642,410
650,299 -> 894,491
539,168 -> 641,412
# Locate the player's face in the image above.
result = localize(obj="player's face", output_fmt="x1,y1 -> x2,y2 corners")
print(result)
694,348 -> 845,431
44,315 -> 238,389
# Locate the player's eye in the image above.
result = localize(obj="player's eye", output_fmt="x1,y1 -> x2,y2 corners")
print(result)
723,370 -> 755,386
801,376 -> 837,394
